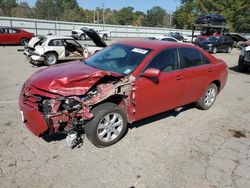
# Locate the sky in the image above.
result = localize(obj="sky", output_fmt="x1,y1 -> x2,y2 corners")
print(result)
26,0 -> 181,13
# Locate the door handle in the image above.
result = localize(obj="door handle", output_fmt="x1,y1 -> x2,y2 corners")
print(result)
176,75 -> 184,80
208,68 -> 212,73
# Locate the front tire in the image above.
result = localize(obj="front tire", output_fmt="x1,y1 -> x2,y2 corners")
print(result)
196,83 -> 218,110
84,103 -> 128,147
44,52 -> 58,66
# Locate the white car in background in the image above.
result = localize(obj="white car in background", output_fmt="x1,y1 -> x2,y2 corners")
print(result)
72,26 -> 111,40
145,35 -> 182,42
24,29 -> 107,66
183,34 -> 197,43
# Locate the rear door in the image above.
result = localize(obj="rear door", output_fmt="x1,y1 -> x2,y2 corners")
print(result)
177,47 -> 212,104
6,28 -> 20,44
47,39 -> 65,59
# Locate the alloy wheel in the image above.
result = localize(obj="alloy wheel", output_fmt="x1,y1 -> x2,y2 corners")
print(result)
97,113 -> 123,142
204,88 -> 216,107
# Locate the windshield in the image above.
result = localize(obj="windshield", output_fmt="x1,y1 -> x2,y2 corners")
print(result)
84,44 -> 152,75
206,36 -> 218,42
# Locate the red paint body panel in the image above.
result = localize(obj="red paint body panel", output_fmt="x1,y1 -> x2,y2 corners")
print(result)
0,27 -> 33,45
19,40 -> 228,137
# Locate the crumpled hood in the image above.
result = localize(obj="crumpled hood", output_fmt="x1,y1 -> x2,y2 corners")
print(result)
29,60 -> 114,96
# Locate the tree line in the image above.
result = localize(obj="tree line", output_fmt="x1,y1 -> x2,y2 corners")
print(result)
0,0 -> 249,32
0,0 -> 172,28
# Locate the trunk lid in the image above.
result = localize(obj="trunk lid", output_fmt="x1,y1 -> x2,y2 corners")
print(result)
81,28 -> 107,48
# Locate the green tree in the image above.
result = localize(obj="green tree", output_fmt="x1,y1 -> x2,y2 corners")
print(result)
12,2 -> 33,18
133,11 -> 146,26
0,0 -> 17,16
116,6 -> 134,25
172,1 -> 197,29
144,6 -> 167,27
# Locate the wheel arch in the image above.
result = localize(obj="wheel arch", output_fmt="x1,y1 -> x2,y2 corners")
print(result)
45,51 -> 58,57
211,80 -> 221,93
91,95 -> 131,121
19,37 -> 29,45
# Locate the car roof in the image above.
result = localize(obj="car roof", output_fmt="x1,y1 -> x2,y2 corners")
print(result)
161,36 -> 178,40
147,36 -> 177,40
41,35 -> 74,40
0,26 -> 20,29
116,39 -> 194,50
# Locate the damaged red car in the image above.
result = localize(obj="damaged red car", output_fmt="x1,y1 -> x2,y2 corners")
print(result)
19,40 -> 227,148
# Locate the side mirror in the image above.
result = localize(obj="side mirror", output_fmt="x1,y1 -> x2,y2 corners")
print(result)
142,68 -> 161,78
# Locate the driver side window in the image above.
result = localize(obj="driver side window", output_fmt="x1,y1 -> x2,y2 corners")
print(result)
145,48 -> 178,72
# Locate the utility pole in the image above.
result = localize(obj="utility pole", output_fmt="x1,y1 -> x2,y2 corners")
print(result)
169,14 -> 172,28
102,2 -> 105,24
94,11 -> 100,24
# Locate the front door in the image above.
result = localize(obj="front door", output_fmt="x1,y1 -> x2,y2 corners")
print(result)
134,48 -> 185,120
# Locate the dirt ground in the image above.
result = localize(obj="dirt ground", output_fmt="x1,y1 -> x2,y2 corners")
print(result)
0,40 -> 250,188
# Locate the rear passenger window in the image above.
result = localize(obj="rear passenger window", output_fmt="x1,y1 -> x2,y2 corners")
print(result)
8,29 -> 18,34
48,39 -> 63,46
179,48 -> 209,68
145,48 -> 178,72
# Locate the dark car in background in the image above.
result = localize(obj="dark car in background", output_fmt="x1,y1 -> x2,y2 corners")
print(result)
195,14 -> 226,26
166,32 -> 184,42
0,27 -> 34,45
198,35 -> 234,54
238,45 -> 250,72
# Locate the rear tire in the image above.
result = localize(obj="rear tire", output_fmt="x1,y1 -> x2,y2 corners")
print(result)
84,102 -> 128,148
238,56 -> 248,72
196,83 -> 218,110
102,34 -> 108,40
227,46 -> 232,53
212,47 -> 217,54
20,38 -> 29,46
44,52 -> 58,66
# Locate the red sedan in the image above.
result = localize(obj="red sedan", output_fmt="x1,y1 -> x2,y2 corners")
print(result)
19,40 -> 227,148
0,26 -> 34,45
